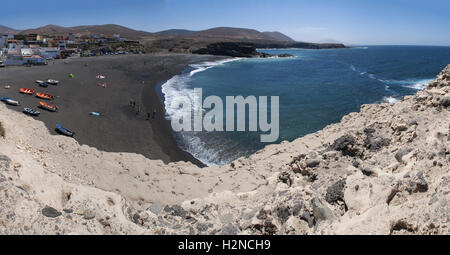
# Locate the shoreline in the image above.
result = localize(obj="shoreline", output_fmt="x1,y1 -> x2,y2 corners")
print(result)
0,64 -> 448,234
0,53 -> 226,166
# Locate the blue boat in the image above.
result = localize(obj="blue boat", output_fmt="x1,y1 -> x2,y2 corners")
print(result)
1,98 -> 20,106
38,82 -> 49,87
23,107 -> 40,116
55,124 -> 75,137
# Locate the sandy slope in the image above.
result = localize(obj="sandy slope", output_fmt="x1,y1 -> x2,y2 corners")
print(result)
0,64 -> 449,235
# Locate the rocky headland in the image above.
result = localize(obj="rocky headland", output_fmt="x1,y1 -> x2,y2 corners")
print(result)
192,42 -> 294,58
0,64 -> 449,235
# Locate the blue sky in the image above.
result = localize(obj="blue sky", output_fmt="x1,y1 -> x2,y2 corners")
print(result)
1,0 -> 450,45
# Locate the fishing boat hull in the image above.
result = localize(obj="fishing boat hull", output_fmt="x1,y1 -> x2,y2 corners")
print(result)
20,88 -> 35,95
55,124 -> 74,137
47,79 -> 59,85
5,99 -> 20,106
36,92 -> 54,100
23,107 -> 40,116
39,101 -> 58,112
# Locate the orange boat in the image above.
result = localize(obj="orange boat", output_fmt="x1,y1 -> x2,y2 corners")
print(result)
36,92 -> 54,100
39,101 -> 58,112
19,88 -> 35,95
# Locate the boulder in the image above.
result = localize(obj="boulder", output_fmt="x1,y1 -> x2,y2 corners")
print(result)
42,206 -> 62,218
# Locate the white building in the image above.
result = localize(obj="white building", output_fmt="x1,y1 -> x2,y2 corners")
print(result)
0,35 -> 6,48
39,48 -> 60,59
24,55 -> 47,65
4,54 -> 25,66
21,48 -> 34,57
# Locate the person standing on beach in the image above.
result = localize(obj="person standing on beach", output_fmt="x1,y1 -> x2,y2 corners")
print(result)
152,109 -> 156,119
147,112 -> 150,120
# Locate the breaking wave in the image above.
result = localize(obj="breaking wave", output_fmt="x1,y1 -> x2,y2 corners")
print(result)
382,96 -> 398,104
161,58 -> 242,166
345,63 -> 432,90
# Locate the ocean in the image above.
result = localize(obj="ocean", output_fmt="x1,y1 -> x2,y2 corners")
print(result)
161,45 -> 450,165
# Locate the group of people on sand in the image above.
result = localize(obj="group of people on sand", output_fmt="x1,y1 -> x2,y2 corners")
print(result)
130,98 -> 156,120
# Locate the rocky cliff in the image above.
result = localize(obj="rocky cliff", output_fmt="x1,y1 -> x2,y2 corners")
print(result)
0,65 -> 449,235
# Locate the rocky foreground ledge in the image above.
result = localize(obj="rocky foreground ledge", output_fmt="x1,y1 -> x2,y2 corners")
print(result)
1,65 -> 449,234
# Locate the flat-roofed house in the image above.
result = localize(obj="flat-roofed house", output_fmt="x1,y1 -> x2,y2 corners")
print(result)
39,48 -> 60,59
0,35 -> 6,48
24,54 -> 47,65
25,34 -> 43,43
4,53 -> 25,66
21,48 -> 33,57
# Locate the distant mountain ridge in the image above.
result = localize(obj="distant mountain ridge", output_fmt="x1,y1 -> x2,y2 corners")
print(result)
1,24 -> 346,56
153,29 -> 198,37
261,31 -> 295,42
18,24 -> 153,39
4,24 -> 295,42
0,25 -> 19,35
190,27 -> 294,42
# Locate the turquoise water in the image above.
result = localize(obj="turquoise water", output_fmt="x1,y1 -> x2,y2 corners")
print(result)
162,46 -> 450,165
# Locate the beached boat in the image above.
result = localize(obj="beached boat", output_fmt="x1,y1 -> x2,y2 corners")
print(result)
20,88 -> 35,95
55,124 -> 74,137
35,80 -> 44,84
4,99 -> 20,106
38,82 -> 49,87
36,92 -> 54,100
39,101 -> 58,112
47,79 -> 59,85
23,107 -> 40,116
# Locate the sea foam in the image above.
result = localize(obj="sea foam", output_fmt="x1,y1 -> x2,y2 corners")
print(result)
161,58 -> 242,165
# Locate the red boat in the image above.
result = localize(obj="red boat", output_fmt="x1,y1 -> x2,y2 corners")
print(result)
39,101 -> 58,112
36,92 -> 54,100
19,88 -> 35,95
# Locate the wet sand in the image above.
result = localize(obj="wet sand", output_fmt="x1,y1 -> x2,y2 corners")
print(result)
0,53 -> 225,165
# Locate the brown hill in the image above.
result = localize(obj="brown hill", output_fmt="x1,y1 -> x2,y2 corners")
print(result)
19,24 -> 152,39
191,27 -> 280,41
262,31 -> 295,42
0,25 -> 19,35
153,29 -> 198,37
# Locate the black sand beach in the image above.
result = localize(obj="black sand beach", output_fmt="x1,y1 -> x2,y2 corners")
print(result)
0,53 -> 225,165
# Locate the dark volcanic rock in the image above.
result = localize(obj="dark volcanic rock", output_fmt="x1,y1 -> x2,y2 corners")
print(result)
441,97 -> 450,107
306,159 -> 320,168
300,212 -> 314,228
221,223 -> 238,235
276,206 -> 291,223
278,172 -> 292,186
329,135 -> 359,157
325,179 -> 346,204
193,42 -> 258,57
263,220 -> 278,235
364,137 -> 391,151
395,148 -> 413,163
0,155 -> 11,169
42,206 -> 62,218
410,171 -> 428,193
